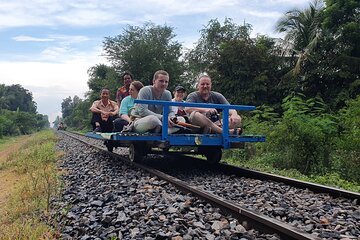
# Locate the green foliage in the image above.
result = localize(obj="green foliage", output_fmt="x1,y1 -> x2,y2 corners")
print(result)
0,84 -> 37,113
250,105 -> 280,122
0,84 -> 49,138
274,0 -> 359,111
0,110 -> 49,137
185,18 -> 253,85
275,0 -> 323,77
333,96 -> 360,182
266,93 -> 337,174
323,0 -> 360,57
0,114 -> 17,137
36,114 -> 50,130
213,37 -> 284,106
64,99 -> 92,131
87,64 -> 119,103
103,22 -> 185,90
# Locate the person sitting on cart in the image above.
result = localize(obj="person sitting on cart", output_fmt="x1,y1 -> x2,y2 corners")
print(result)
116,71 -> 134,107
132,70 -> 178,134
89,88 -> 119,133
172,85 -> 189,120
185,74 -> 242,135
113,80 -> 144,132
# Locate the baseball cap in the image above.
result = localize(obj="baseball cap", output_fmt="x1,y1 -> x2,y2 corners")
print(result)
175,85 -> 186,91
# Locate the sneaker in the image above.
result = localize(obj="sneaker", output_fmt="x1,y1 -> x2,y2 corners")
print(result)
93,126 -> 102,133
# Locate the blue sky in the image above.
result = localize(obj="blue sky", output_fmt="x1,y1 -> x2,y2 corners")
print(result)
0,0 -> 311,124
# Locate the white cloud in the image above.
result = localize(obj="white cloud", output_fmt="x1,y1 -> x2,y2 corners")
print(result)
0,0 -> 242,28
12,35 -> 54,42
246,10 -> 282,19
0,47 -> 107,123
268,0 -> 310,5
49,35 -> 90,44
41,46 -> 72,61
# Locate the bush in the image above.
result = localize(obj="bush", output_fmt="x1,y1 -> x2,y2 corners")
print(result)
258,93 -> 337,175
270,114 -> 336,174
333,96 -> 360,182
0,110 -> 48,137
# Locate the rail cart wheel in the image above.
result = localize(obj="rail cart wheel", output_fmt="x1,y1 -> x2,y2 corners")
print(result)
105,140 -> 114,152
129,144 -> 145,162
204,147 -> 222,164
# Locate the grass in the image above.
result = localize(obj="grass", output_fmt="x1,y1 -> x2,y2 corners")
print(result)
0,130 -> 62,239
0,135 -> 29,152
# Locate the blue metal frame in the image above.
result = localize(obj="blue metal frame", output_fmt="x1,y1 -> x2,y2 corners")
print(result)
86,100 -> 265,149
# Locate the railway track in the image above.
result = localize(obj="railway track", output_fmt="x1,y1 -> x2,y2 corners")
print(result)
55,131 -> 277,239
57,131 -> 360,239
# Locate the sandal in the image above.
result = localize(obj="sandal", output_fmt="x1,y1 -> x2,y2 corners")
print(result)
230,127 -> 243,135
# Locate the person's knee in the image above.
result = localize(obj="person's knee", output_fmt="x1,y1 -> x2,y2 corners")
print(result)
148,115 -> 162,128
134,115 -> 162,133
113,118 -> 129,132
189,111 -> 208,126
229,119 -> 241,129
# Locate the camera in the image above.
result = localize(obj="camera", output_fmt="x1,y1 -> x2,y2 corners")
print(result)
209,112 -> 219,122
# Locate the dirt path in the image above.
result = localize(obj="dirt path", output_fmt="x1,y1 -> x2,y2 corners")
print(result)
0,136 -> 31,216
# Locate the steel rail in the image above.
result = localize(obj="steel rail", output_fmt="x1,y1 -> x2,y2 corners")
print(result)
164,152 -> 360,203
217,163 -> 360,202
60,131 -> 318,240
62,131 -> 360,201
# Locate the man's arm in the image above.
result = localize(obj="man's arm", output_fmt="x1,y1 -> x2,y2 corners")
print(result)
185,92 -> 218,115
136,87 -> 162,119
110,101 -> 119,116
89,100 -> 101,113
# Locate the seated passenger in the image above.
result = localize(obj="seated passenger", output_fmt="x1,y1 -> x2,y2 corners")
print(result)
132,70 -> 177,134
185,74 -> 242,134
89,88 -> 119,133
116,71 -> 134,107
172,85 -> 188,119
113,81 -> 144,132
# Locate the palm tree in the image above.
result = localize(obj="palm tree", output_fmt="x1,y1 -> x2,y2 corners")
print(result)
276,0 -> 323,76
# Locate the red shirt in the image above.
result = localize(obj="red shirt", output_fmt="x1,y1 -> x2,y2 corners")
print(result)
116,86 -> 130,105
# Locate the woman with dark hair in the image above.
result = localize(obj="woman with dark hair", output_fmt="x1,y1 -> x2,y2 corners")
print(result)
113,81 -> 144,132
116,71 -> 134,107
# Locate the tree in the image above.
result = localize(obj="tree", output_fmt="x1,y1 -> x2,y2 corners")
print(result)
320,0 -> 360,108
213,37 -> 283,106
66,99 -> 92,131
36,114 -> 50,130
0,84 -> 9,110
275,0 -> 323,76
86,64 -> 118,103
275,0 -> 359,110
0,84 -> 37,113
323,0 -> 360,58
185,18 -> 252,85
103,22 -> 185,90
61,97 -> 73,119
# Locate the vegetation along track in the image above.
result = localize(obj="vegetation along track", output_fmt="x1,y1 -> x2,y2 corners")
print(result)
58,131 -> 359,239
